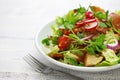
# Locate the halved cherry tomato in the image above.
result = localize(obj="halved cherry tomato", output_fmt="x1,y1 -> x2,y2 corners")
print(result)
58,36 -> 72,51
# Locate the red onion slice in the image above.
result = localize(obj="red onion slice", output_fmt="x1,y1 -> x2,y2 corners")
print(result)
81,34 -> 93,40
107,39 -> 120,50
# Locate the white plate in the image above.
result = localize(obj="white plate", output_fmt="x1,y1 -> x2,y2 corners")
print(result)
35,20 -> 120,72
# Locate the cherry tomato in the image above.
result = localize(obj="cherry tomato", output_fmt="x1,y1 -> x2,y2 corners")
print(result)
86,11 -> 94,19
58,36 -> 72,51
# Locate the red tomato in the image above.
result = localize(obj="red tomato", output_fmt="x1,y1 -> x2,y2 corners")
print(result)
58,36 -> 72,51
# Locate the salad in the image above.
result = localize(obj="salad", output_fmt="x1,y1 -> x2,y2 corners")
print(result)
42,5 -> 120,67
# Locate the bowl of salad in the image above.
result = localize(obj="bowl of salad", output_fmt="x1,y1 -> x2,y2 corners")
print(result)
35,5 -> 120,72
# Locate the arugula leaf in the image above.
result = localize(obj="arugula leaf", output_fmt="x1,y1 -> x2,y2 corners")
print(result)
42,37 -> 50,46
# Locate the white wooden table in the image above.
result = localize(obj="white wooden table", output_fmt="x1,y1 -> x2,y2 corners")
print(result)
0,0 -> 120,80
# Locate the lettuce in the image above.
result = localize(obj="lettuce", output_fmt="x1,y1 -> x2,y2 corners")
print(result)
64,51 -> 78,65
48,45 -> 60,55
104,30 -> 118,45
51,24 -> 59,35
56,16 -> 64,26
98,49 -> 119,66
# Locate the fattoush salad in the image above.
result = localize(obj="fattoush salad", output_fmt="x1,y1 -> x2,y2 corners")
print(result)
42,5 -> 120,67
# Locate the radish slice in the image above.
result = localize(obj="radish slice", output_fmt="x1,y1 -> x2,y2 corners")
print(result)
84,19 -> 96,24
76,21 -> 84,27
84,21 -> 98,30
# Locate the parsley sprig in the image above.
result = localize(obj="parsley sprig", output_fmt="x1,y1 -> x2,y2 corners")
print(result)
42,37 -> 50,46
85,34 -> 106,54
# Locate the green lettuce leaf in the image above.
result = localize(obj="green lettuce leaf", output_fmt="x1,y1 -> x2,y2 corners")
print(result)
98,49 -> 119,66
64,51 -> 78,65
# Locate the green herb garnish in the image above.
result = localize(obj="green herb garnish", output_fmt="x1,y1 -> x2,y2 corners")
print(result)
85,34 -> 106,54
42,37 -> 50,46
